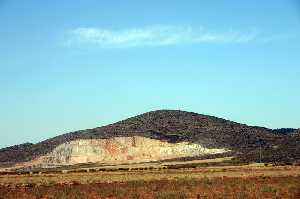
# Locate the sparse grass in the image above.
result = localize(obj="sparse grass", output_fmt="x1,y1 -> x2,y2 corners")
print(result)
155,191 -> 187,199
0,166 -> 300,199
261,185 -> 277,193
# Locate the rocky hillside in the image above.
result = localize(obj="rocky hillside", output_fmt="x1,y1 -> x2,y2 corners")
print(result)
0,110 -> 299,165
272,128 -> 296,135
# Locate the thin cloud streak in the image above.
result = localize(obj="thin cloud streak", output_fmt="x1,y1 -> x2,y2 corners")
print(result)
67,25 -> 259,48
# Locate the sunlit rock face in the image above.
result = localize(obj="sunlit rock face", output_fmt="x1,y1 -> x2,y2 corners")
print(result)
40,136 -> 229,165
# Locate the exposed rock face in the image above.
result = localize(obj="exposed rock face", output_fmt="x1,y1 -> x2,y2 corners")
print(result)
37,136 -> 229,165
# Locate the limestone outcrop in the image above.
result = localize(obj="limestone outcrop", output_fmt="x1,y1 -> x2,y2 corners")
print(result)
37,136 -> 229,165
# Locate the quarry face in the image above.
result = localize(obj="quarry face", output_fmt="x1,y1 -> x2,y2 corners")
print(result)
31,136 -> 229,166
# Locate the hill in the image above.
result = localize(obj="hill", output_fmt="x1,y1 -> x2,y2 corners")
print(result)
0,110 -> 299,166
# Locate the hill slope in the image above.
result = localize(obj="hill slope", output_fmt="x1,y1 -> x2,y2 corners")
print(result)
0,110 -> 299,165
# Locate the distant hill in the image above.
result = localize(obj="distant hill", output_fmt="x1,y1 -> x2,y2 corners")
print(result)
0,110 -> 299,165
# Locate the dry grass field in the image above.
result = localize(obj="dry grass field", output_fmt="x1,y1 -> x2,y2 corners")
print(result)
0,165 -> 300,199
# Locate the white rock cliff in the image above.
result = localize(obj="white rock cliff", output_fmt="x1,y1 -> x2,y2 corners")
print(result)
34,136 -> 229,166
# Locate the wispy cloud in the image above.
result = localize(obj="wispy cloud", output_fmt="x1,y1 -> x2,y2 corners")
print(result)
66,25 -> 259,48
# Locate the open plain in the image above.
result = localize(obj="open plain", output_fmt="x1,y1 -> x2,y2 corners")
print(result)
0,163 -> 300,199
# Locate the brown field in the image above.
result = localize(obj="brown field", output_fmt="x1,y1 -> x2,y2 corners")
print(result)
0,165 -> 300,199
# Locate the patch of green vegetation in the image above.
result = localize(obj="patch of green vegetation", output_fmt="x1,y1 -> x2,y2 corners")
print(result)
155,191 -> 187,199
261,185 -> 277,193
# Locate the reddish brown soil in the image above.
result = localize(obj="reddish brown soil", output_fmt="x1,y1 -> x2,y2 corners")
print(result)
0,176 -> 299,199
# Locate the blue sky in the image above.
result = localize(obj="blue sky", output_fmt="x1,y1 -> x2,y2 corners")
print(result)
0,0 -> 300,148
